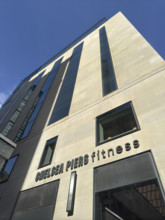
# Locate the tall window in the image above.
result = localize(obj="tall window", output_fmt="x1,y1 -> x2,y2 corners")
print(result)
2,86 -> 36,137
96,102 -> 139,145
99,26 -> 117,96
20,58 -> 63,140
0,155 -> 18,183
14,92 -> 43,143
0,83 -> 28,123
48,42 -> 84,125
39,137 -> 58,168
0,70 -> 44,125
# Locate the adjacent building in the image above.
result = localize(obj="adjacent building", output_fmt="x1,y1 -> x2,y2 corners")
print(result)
0,12 -> 165,220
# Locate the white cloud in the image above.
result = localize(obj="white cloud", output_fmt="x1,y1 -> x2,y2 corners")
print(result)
0,92 -> 9,108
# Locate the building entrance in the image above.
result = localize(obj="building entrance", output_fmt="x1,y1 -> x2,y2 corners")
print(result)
94,152 -> 165,220
97,179 -> 165,220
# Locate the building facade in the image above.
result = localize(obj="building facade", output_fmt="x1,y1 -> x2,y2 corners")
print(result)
0,12 -> 165,220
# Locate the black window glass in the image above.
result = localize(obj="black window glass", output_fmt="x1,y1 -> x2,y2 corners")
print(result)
0,82 -> 22,116
10,111 -> 20,123
23,86 -> 35,102
48,42 -> 84,125
17,100 -> 26,112
14,91 -> 43,143
39,137 -> 58,168
0,155 -> 18,183
2,121 -> 14,136
19,58 -> 63,140
1,85 -> 36,137
0,82 -> 28,123
99,26 -> 117,96
97,102 -> 139,145
11,180 -> 59,220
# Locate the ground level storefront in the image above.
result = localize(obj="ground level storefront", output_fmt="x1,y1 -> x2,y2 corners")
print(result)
10,152 -> 165,220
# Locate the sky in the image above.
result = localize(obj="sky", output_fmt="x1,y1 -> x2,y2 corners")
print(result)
0,0 -> 164,107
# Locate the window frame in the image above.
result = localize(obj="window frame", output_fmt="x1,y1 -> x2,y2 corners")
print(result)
96,102 -> 140,146
38,136 -> 58,169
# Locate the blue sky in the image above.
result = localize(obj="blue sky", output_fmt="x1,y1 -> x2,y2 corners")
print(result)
0,0 -> 164,107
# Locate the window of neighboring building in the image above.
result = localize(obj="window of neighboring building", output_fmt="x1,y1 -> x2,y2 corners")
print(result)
10,110 -> 20,123
0,83 -> 28,123
0,155 -> 18,183
13,91 -> 43,143
38,137 -> 58,168
17,99 -> 27,112
96,102 -> 140,145
19,58 -> 63,140
23,86 -> 35,102
2,121 -> 13,136
1,86 -> 36,137
0,71 -> 44,123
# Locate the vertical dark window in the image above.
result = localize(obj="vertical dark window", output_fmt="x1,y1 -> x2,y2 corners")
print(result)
0,71 -> 44,124
0,155 -> 18,183
0,81 -> 24,117
13,92 -> 43,143
20,58 -> 63,140
99,26 -> 117,96
2,86 -> 36,137
48,42 -> 84,125
0,83 -> 28,124
39,137 -> 58,168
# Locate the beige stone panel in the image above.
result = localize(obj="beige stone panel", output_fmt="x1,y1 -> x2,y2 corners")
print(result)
105,12 -> 164,88
22,114 -> 94,189
19,40 -> 165,220
51,114 -> 95,162
69,31 -> 103,115
52,175 -> 69,220
71,168 -> 93,220
53,167 -> 93,220
22,67 -> 165,191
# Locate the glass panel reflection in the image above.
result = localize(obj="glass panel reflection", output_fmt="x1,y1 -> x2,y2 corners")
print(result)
0,155 -> 18,183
